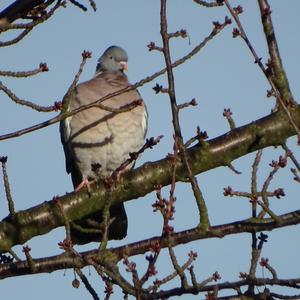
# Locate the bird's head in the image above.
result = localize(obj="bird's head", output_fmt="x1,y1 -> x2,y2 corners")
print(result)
96,46 -> 128,74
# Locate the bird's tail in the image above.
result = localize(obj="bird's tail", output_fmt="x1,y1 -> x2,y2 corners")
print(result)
70,202 -> 128,245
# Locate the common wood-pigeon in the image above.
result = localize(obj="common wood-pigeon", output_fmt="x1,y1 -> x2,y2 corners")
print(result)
60,46 -> 148,244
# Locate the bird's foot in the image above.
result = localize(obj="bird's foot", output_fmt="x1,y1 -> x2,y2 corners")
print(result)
75,178 -> 96,193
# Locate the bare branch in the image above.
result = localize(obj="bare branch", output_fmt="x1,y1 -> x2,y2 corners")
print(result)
75,268 -> 100,300
282,143 -> 300,171
257,0 -> 295,105
224,0 -> 300,142
0,63 -> 48,77
193,0 -> 223,8
0,156 -> 15,216
160,0 -> 210,231
0,27 -> 32,46
0,1 -> 63,47
0,0 -> 50,24
0,81 -> 58,112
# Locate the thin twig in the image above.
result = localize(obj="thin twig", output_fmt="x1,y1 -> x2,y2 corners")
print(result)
65,50 -> 91,96
97,100 -> 142,114
69,0 -> 88,11
282,143 -> 300,172
88,257 -> 137,297
0,28 -> 32,47
256,200 -> 280,222
184,126 -> 208,148
251,150 -> 263,218
0,81 -> 57,112
291,168 -> 300,183
0,22 -> 42,31
160,0 -> 211,230
0,156 -> 15,216
258,154 -> 287,218
75,268 -> 100,300
88,0 -> 97,11
22,246 -> 36,272
193,0 -> 223,7
223,108 -> 236,130
260,257 -> 278,281
223,188 -> 284,199
0,63 -> 48,77
8,249 -> 21,262
249,150 -> 263,295
227,163 -> 241,174
168,246 -> 189,289
98,191 -> 111,252
147,251 -> 196,292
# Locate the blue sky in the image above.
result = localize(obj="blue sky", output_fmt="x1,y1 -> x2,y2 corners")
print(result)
0,1 -> 299,299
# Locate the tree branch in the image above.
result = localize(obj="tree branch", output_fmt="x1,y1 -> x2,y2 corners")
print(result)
0,105 -> 300,252
0,0 -> 47,24
257,0 -> 295,104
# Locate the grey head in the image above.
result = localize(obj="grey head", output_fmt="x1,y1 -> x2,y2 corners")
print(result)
96,46 -> 128,74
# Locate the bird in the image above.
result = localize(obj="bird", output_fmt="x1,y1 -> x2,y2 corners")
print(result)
60,46 -> 148,244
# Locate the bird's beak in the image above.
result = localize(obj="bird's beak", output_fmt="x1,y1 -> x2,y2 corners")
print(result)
120,61 -> 128,72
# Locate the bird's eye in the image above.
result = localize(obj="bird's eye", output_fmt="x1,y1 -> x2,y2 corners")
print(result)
109,56 -> 113,59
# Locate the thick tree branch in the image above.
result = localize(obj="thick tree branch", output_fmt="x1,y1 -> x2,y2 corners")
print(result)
0,105 -> 300,252
0,0 -> 47,24
0,1 -> 63,47
0,0 -> 95,25
1,208 -> 300,278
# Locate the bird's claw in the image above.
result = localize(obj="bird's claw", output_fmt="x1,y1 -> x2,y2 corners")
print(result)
75,178 -> 96,193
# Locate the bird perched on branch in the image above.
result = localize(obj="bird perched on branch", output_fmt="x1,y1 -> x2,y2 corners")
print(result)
60,46 -> 148,244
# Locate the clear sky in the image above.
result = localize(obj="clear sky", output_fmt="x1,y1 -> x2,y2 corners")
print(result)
0,1 -> 299,299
